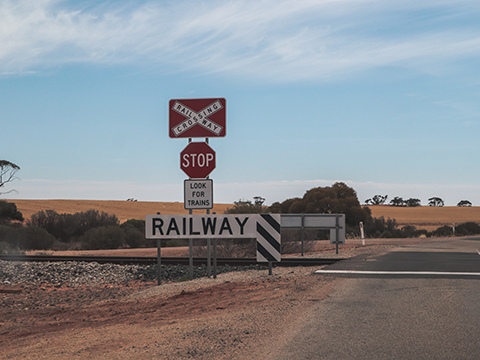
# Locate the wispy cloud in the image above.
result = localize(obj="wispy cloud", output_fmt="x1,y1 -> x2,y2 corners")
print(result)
1,0 -> 480,80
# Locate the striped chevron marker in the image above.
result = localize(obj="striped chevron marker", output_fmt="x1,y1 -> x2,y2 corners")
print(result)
256,214 -> 281,262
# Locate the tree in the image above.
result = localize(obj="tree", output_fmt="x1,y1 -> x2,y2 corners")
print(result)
0,160 -> 20,195
457,200 -> 472,207
365,195 -> 388,205
269,198 -> 301,213
405,198 -> 421,207
268,182 -> 372,229
0,200 -> 24,225
225,197 -> 267,214
428,197 -> 444,207
389,196 -> 406,207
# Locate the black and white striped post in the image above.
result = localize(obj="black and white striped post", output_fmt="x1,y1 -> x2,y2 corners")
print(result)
256,214 -> 281,275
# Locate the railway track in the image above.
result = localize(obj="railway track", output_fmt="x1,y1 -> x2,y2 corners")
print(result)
0,254 -> 345,267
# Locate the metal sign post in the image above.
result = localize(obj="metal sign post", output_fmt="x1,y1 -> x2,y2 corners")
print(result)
167,98 -> 230,281
156,212 -> 162,285
280,214 -> 346,254
335,214 -> 339,255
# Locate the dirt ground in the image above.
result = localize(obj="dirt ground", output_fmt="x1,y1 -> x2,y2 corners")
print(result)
1,240 -> 422,359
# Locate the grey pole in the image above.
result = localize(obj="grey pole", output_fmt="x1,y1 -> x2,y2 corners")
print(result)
335,214 -> 339,255
301,214 -> 305,256
212,212 -> 217,279
207,208 -> 211,278
206,137 -> 212,278
156,212 -> 162,285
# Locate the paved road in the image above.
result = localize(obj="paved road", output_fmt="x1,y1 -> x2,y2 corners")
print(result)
271,237 -> 480,359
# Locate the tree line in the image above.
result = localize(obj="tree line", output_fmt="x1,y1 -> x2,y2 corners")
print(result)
0,201 -> 150,254
365,195 -> 472,207
226,183 -> 480,239
1,182 -> 480,253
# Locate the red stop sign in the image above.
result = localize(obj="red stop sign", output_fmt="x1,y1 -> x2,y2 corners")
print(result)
180,142 -> 216,179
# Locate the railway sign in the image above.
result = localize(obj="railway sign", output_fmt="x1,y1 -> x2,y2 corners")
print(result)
180,142 -> 216,179
145,213 -> 281,262
184,179 -> 213,209
169,98 -> 226,138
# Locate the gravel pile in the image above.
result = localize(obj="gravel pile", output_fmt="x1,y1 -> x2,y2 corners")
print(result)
0,260 -> 264,286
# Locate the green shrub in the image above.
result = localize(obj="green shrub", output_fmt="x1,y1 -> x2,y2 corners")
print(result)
432,225 -> 453,237
0,241 -> 24,255
0,225 -> 15,245
455,222 -> 480,236
124,227 -> 147,248
13,226 -> 55,250
28,209 -> 120,242
0,200 -> 24,225
81,226 -> 126,250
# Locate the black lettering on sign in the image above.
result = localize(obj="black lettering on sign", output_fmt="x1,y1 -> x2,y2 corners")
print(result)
219,217 -> 233,235
202,217 -> 217,235
153,218 -> 164,235
166,218 -> 180,236
235,217 -> 249,235
189,217 -> 200,235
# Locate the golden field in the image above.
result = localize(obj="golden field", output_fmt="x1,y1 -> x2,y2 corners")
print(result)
367,205 -> 480,231
7,200 -> 480,230
9,199 -> 232,224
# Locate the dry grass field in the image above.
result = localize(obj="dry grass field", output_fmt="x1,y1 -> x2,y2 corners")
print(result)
9,199 -> 232,224
368,205 -> 480,231
7,200 -> 480,230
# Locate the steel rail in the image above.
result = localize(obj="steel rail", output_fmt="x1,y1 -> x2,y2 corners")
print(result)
0,254 -> 344,267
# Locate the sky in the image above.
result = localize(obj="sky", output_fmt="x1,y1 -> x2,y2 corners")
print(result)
1,0 -> 480,206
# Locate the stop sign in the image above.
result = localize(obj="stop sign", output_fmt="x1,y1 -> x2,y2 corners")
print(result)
180,142 -> 216,179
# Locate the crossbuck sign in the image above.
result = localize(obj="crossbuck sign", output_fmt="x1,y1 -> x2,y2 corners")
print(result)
169,98 -> 227,138
146,214 -> 281,262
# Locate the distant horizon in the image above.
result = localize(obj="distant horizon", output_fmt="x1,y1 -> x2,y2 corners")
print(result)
5,198 -> 479,208
3,177 -> 479,207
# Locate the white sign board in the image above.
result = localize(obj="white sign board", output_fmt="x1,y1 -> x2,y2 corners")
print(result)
280,214 -> 346,244
184,179 -> 213,209
146,214 -> 256,239
281,214 -> 345,228
146,214 -> 282,262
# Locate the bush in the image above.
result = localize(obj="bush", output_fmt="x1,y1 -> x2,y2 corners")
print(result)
124,227 -> 147,248
455,222 -> 480,236
0,200 -> 23,224
28,209 -> 120,242
193,239 -> 256,258
0,225 -> 15,244
225,197 -> 267,214
431,225 -> 453,237
121,219 -> 145,233
365,216 -> 398,237
0,241 -> 24,255
268,182 -> 372,232
81,226 -> 126,250
13,226 -> 55,250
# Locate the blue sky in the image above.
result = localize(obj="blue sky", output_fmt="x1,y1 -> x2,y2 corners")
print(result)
1,0 -> 480,206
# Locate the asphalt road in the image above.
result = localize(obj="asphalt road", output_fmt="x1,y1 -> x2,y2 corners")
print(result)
271,237 -> 480,360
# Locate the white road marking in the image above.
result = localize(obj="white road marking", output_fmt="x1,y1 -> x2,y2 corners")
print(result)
315,270 -> 480,276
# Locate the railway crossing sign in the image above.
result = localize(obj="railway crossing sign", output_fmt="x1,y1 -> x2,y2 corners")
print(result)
180,141 -> 216,179
169,98 -> 226,138
145,213 -> 281,262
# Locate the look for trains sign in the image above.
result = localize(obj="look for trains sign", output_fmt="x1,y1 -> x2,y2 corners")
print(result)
169,98 -> 226,138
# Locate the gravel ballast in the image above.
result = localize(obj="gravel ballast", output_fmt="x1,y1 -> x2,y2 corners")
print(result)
0,260 -> 265,286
